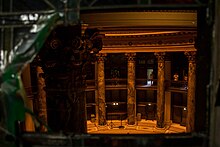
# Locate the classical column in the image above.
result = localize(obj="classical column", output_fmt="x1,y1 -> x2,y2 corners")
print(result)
22,64 -> 35,132
184,51 -> 196,132
36,66 -> 48,132
97,53 -> 107,125
95,62 -> 99,125
125,53 -> 136,125
164,58 -> 172,126
155,52 -> 166,128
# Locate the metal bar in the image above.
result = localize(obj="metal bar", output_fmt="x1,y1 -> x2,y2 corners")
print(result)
10,0 -> 12,12
10,28 -> 13,53
0,0 -> 2,12
0,29 -> 3,50
80,4 -> 207,11
42,0 -> 56,10
89,0 -> 98,7
0,10 -> 55,16
0,28 -> 3,68
82,0 -> 89,6
0,24 -> 35,28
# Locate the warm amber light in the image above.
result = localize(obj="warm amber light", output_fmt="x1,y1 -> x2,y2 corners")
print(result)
105,31 -> 180,37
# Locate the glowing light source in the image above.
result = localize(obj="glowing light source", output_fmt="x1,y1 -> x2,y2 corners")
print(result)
112,102 -> 119,106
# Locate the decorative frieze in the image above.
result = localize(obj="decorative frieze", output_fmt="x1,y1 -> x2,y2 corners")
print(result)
103,31 -> 197,47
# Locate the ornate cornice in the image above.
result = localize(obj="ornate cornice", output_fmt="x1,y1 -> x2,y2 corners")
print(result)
81,10 -> 197,53
103,31 -> 196,47
99,31 -> 197,53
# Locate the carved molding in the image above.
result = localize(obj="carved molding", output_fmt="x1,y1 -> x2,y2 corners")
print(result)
100,45 -> 196,53
103,31 -> 197,47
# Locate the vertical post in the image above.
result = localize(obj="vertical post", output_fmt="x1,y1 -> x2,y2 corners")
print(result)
65,0 -> 80,24
95,62 -> 99,125
125,53 -> 136,125
210,1 -> 220,146
97,53 -> 107,125
36,66 -> 48,132
22,64 -> 35,132
155,52 -> 166,128
80,74 -> 88,133
184,51 -> 196,132
164,58 -> 172,126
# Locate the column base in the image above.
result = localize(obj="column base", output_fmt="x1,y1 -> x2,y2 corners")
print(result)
125,124 -> 137,130
97,125 -> 109,131
154,126 -> 167,133
165,120 -> 172,127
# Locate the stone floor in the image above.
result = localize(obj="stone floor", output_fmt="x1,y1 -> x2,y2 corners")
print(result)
87,119 -> 186,134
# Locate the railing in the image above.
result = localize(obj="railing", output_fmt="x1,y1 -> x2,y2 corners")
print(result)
136,79 -> 157,86
85,80 -> 96,87
170,80 -> 188,89
172,105 -> 187,126
105,78 -> 127,86
85,79 -> 188,91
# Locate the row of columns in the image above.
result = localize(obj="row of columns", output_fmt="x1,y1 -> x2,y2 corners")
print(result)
96,52 -> 196,132
22,51 -> 196,133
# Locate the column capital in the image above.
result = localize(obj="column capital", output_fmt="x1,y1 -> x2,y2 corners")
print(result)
184,51 -> 196,62
96,53 -> 107,62
125,53 -> 136,61
81,23 -> 89,35
31,55 -> 42,67
154,52 -> 166,62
